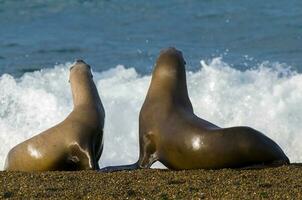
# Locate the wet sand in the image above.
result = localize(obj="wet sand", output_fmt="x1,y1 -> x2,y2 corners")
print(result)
0,164 -> 301,199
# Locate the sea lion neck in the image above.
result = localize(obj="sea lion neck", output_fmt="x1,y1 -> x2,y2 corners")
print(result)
147,57 -> 193,111
69,65 -> 100,108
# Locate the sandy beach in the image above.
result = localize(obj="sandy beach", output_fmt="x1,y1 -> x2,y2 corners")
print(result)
0,164 -> 301,199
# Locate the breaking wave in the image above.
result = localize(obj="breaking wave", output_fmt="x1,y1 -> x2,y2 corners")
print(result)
1,58 -> 301,169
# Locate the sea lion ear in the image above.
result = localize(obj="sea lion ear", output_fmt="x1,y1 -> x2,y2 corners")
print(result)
69,66 -> 74,71
90,68 -> 93,78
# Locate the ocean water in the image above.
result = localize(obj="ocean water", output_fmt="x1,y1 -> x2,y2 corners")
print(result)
0,1 -> 301,169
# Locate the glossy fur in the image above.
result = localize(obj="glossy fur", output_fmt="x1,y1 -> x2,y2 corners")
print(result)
137,48 -> 289,170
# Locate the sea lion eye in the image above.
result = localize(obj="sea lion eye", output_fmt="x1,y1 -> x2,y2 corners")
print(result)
69,66 -> 75,71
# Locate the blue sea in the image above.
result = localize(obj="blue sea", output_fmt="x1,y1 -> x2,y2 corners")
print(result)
0,0 -> 301,169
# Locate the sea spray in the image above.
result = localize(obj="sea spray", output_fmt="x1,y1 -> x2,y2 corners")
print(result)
0,58 -> 301,170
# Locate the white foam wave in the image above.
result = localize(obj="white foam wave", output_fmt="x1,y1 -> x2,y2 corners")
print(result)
0,58 -> 301,170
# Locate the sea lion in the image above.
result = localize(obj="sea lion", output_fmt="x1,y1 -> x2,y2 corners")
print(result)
4,60 -> 105,171
102,47 -> 289,171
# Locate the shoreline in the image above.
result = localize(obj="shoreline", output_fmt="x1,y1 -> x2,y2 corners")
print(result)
0,164 -> 301,199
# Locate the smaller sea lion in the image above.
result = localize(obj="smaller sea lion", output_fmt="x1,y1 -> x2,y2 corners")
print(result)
4,60 -> 105,171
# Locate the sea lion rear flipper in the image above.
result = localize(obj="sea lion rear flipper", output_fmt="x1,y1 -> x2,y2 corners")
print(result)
99,162 -> 140,173
99,131 -> 159,172
239,159 -> 290,170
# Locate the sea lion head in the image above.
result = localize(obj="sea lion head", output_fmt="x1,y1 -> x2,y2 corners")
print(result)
155,47 -> 186,76
69,59 -> 93,82
148,47 -> 192,109
152,47 -> 187,90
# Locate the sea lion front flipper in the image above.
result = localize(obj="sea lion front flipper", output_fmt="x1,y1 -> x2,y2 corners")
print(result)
137,130 -> 158,168
67,143 -> 96,170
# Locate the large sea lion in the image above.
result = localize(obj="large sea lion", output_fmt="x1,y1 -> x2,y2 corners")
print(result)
102,47 -> 289,171
4,60 -> 105,171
